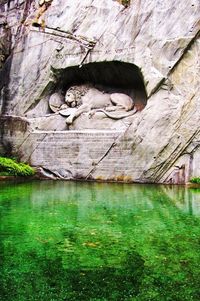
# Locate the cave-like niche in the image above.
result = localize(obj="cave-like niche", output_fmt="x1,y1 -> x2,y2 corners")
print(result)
30,61 -> 147,131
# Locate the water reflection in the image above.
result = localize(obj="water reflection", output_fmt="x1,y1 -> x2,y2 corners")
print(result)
1,180 -> 200,216
161,185 -> 200,216
0,181 -> 200,301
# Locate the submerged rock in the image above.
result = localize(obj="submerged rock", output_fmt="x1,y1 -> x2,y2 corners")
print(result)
0,0 -> 199,184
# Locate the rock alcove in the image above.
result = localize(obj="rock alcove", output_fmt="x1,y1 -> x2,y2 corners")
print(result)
28,61 -> 147,131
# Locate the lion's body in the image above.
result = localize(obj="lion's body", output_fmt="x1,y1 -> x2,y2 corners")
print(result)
65,85 -> 135,124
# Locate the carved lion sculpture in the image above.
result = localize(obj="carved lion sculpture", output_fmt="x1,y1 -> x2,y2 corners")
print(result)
64,85 -> 91,108
65,85 -> 135,124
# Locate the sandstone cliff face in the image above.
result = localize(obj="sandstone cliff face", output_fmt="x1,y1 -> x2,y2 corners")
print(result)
0,0 -> 199,183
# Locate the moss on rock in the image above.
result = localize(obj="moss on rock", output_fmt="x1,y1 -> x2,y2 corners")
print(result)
0,157 -> 35,177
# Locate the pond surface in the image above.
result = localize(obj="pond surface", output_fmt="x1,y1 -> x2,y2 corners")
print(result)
0,180 -> 200,301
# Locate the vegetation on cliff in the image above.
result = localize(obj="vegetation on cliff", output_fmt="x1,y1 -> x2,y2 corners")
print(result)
117,0 -> 130,7
190,177 -> 200,184
0,157 -> 35,177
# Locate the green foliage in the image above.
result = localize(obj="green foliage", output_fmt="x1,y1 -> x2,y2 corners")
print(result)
190,177 -> 200,184
122,0 -> 130,6
0,156 -> 35,177
117,0 -> 130,7
0,171 -> 11,176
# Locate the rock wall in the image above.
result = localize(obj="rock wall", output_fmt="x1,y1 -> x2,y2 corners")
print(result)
0,0 -> 200,183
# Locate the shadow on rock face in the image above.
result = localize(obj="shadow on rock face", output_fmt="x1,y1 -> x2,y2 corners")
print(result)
53,61 -> 147,103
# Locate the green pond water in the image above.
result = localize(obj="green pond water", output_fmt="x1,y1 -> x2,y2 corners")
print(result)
0,181 -> 200,301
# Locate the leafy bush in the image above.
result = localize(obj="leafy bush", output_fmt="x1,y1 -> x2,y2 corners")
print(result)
0,157 -> 35,177
117,0 -> 130,7
190,177 -> 200,184
0,171 -> 10,176
122,0 -> 130,6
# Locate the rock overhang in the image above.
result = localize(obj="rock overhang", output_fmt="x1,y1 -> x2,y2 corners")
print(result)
52,61 -> 146,91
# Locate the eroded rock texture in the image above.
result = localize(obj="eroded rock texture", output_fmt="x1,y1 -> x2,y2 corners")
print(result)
0,0 -> 199,183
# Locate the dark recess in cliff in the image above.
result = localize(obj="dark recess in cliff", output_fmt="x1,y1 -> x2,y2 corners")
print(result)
52,61 -> 147,106
53,61 -> 145,89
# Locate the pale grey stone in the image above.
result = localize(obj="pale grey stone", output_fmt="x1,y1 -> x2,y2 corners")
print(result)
49,92 -> 65,113
59,108 -> 78,117
0,0 -> 200,184
65,86 -> 135,124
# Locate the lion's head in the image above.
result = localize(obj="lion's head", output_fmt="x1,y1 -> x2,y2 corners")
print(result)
65,85 -> 90,107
